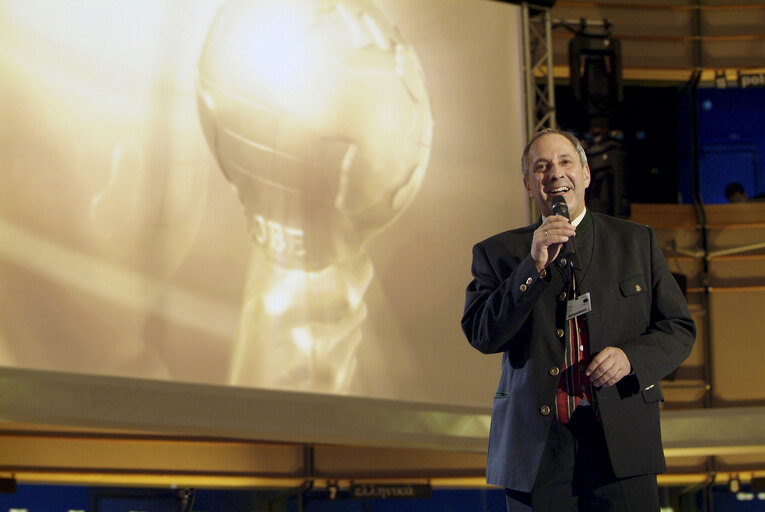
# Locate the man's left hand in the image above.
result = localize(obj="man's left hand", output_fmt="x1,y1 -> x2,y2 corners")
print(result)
586,347 -> 631,388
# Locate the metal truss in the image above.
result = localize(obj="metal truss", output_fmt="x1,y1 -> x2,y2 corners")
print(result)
520,3 -> 556,138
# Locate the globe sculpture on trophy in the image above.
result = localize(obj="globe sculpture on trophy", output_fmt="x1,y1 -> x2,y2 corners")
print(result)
197,0 -> 433,392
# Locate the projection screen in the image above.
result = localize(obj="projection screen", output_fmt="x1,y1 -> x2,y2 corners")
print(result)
0,0 -> 528,410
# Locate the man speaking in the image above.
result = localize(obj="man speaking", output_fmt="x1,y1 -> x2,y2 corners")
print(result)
461,129 -> 696,511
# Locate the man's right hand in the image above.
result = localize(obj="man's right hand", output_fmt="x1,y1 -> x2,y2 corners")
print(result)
531,215 -> 576,272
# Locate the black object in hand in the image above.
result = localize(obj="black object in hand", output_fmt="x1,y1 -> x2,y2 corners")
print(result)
551,195 -> 570,221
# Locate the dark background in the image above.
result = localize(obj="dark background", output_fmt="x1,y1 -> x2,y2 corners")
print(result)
555,84 -> 765,206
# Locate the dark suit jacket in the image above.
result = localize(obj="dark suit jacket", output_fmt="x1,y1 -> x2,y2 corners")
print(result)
461,211 -> 696,492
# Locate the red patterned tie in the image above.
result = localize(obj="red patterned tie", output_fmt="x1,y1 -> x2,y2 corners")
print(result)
556,315 -> 595,423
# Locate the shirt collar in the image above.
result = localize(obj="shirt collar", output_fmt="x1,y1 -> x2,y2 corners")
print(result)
542,207 -> 587,227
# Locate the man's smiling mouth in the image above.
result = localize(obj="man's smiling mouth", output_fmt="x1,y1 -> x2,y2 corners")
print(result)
547,186 -> 570,194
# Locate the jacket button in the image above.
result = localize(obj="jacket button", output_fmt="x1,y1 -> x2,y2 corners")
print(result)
549,367 -> 560,376
519,284 -> 527,292
540,405 -> 551,416
556,328 -> 565,338
635,284 -> 642,292
526,277 -> 533,286
560,258 -> 568,267
559,292 -> 567,301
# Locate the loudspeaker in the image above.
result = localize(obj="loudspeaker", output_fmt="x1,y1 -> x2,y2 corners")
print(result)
584,135 -> 630,217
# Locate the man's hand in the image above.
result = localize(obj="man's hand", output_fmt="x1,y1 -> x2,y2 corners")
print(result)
586,347 -> 631,388
531,215 -> 576,272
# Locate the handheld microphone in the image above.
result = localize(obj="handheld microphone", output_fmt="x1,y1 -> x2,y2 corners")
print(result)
550,196 -> 578,271
551,195 -> 569,221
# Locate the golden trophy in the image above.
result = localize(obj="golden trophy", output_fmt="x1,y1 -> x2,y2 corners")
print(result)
197,0 -> 432,392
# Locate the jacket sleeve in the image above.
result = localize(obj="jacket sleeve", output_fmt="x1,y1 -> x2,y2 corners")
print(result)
461,240 -> 550,354
619,226 -> 696,388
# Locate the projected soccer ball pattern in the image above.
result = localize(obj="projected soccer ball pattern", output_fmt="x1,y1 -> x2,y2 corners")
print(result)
197,0 -> 433,391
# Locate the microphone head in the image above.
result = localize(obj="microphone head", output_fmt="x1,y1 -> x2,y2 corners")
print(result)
551,195 -> 569,220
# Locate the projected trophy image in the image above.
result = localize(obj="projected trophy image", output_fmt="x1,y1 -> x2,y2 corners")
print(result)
0,1 -> 215,379
196,0 -> 433,392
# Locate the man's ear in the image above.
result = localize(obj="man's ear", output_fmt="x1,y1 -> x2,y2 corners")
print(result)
523,176 -> 532,196
583,164 -> 591,188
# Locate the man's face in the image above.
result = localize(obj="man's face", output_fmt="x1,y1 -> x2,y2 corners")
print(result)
523,133 -> 591,219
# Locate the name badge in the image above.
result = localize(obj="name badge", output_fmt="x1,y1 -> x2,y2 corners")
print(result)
566,292 -> 591,320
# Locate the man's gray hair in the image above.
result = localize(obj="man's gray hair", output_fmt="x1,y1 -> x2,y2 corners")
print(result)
521,128 -> 588,178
